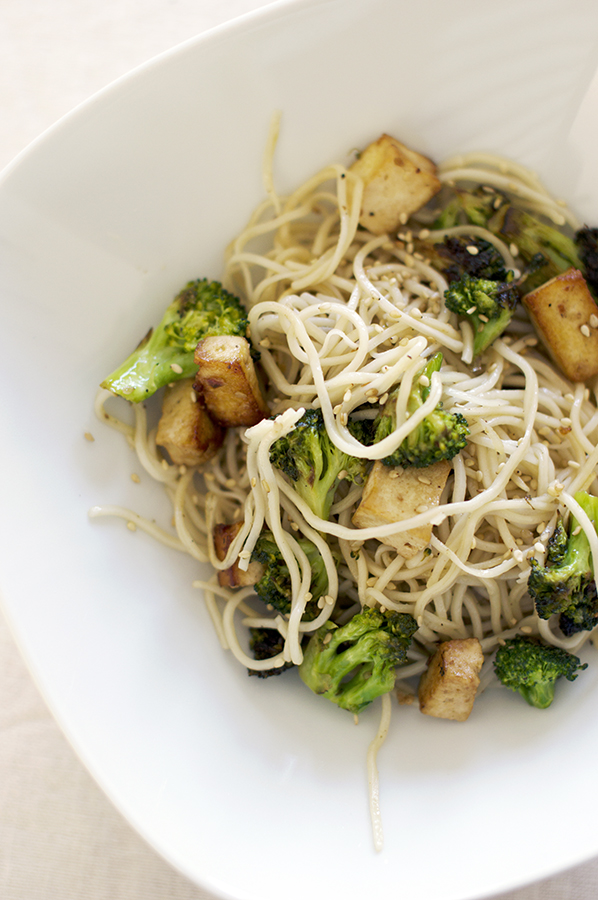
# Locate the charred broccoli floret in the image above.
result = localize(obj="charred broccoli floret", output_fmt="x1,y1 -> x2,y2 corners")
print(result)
248,627 -> 294,678
373,352 -> 469,468
436,235 -> 510,283
299,607 -> 418,713
101,278 -> 248,402
575,226 -> 598,297
497,207 -> 581,291
527,491 -> 598,636
444,273 -> 519,357
251,530 -> 328,620
493,635 -> 586,709
269,408 -> 370,520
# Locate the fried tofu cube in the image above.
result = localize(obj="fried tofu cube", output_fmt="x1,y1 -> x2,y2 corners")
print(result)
418,638 -> 484,722
350,134 -> 441,235
194,335 -> 269,428
523,268 -> 598,382
155,378 -> 224,467
352,459 -> 450,558
213,522 -> 264,589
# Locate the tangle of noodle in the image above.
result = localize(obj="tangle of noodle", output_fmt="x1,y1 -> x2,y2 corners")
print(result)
93,126 -> 598,848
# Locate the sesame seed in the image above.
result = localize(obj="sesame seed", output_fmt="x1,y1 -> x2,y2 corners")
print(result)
170,363 -> 183,374
179,465 -> 187,475
343,389 -> 352,403
262,480 -> 271,493
323,632 -> 332,644
572,525 -> 582,537
304,592 -> 313,602
333,404 -> 342,415
590,314 -> 598,329
568,460 -> 581,469
379,393 -> 389,405
131,473 -> 141,483
238,550 -> 251,560
418,374 -> 430,387
418,229 -> 430,239
84,431 -> 95,442
338,469 -> 348,480
225,478 -> 236,489
161,459 -> 169,470
190,389 -> 197,403
466,305 -> 477,315
466,245 -> 479,256
399,212 -> 408,225
340,412 -> 348,426
251,477 -> 257,488
416,504 -> 429,513
534,542 -> 545,554
290,522 -> 299,531
493,197 -> 502,209
418,476 -> 431,485
477,314 -> 489,323
260,337 -> 271,348
509,243 -> 519,257
560,417 -> 572,426
127,522 -> 137,532
581,324 -> 591,337
520,625 -> 533,634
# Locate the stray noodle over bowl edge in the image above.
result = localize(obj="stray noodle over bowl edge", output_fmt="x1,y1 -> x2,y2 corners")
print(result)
91,119 -> 598,849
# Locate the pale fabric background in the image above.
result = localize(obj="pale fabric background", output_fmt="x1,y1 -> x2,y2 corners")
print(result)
1,2 -> 598,898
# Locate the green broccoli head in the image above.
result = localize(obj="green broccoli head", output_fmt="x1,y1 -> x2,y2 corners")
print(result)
250,530 -> 328,621
101,278 -> 248,402
493,635 -> 587,709
433,187 -> 508,230
528,492 -> 598,636
444,274 -> 518,357
269,408 -> 369,520
497,207 -> 582,291
299,606 -> 418,713
373,352 -> 469,468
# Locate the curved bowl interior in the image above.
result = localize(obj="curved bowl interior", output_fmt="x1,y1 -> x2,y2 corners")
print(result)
1,1 -> 598,899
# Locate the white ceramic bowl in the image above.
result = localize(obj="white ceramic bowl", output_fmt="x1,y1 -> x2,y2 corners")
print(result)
2,1 -> 598,898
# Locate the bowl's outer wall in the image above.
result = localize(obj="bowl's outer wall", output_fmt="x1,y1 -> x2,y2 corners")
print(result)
1,1 -> 598,899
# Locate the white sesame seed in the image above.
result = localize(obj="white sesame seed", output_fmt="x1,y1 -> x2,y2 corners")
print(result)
520,625 -> 533,634
225,478 -> 236,489
416,504 -> 429,513
466,245 -> 479,256
466,305 -> 477,315
323,632 -> 332,644
238,550 -> 251,560
127,522 -> 137,532
84,431 -> 95,442
509,243 -> 519,257
417,476 -> 431,485
337,469 -> 348,481
399,212 -> 408,225
262,480 -> 271,493
343,389 -> 352,403
170,363 -> 183,374
418,229 -> 430,239
590,314 -> 598,329
379,393 -> 389,405
251,477 -> 257,488
418,374 -> 430,387
534,542 -> 545,554
131,473 -> 141,483
572,525 -> 582,537
581,324 -> 591,337
567,460 -> 581,469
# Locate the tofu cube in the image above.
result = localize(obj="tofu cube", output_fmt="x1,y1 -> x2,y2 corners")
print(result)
156,378 -> 224,467
352,459 -> 450,558
213,522 -> 264,588
523,267 -> 598,382
350,134 -> 441,235
194,335 -> 269,428
418,638 -> 484,722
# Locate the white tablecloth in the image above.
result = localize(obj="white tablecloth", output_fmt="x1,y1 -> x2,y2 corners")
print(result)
2,2 -> 598,898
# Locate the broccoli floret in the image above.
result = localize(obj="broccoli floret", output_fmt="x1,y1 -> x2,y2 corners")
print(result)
248,627 -> 294,678
101,278 -> 248,402
575,226 -> 598,297
269,408 -> 369,520
493,635 -> 587,709
251,530 -> 328,620
497,207 -> 581,291
433,187 -> 508,230
444,273 -> 519,357
436,235 -> 510,283
528,491 -> 598,636
373,352 -> 469,468
298,607 -> 418,713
